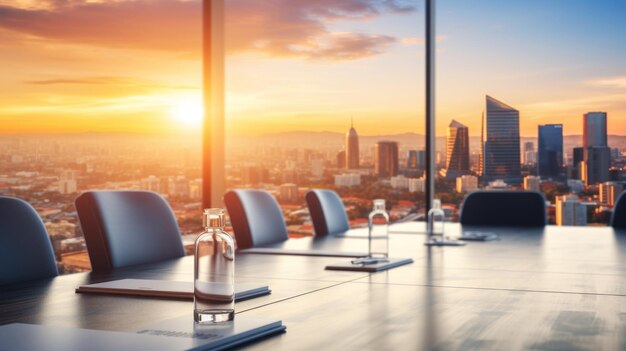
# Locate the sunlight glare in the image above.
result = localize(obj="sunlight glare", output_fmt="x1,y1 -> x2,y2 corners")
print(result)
169,98 -> 204,126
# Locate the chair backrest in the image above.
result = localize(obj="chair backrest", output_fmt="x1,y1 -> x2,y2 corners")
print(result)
75,191 -> 185,271
459,191 -> 547,227
305,189 -> 350,237
610,191 -> 626,228
0,196 -> 58,285
224,190 -> 289,249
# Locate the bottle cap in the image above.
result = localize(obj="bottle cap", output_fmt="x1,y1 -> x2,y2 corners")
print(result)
373,199 -> 385,211
203,208 -> 225,228
433,199 -> 441,209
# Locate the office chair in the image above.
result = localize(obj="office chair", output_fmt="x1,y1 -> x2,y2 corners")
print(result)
305,189 -> 350,237
75,191 -> 185,271
0,196 -> 58,285
224,190 -> 289,249
610,191 -> 626,228
459,190 -> 547,227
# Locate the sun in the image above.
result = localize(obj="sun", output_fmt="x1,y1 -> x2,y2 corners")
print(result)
169,98 -> 204,125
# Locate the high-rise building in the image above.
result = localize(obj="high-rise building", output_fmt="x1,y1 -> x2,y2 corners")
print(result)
407,150 -> 426,170
456,175 -> 478,193
443,120 -> 470,179
345,120 -> 359,169
582,112 -> 610,185
336,150 -> 346,168
569,146 -> 584,179
482,95 -> 521,182
583,112 -> 608,148
556,195 -> 587,226
523,142 -> 536,165
537,124 -> 563,179
407,150 -> 418,169
523,175 -> 541,191
375,141 -> 399,178
279,183 -> 299,203
583,147 -> 611,185
599,182 -> 624,207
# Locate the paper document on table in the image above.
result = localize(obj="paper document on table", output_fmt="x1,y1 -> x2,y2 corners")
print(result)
76,279 -> 270,301
0,316 -> 286,351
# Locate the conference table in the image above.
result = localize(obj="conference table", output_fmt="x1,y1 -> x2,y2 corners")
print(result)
2,222 -> 626,350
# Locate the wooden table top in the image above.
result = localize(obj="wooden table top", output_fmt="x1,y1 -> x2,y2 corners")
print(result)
2,222 -> 626,350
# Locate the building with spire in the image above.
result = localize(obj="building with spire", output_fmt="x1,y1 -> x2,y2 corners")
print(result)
345,119 -> 359,169
443,119 -> 470,179
482,95 -> 521,182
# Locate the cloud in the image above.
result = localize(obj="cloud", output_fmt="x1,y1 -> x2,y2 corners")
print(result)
0,0 -> 416,61
589,76 -> 626,89
0,1 -> 201,53
400,35 -> 448,46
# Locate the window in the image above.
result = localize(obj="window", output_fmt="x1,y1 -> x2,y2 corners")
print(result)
223,0 -> 425,235
0,0 -> 203,273
435,0 -> 626,225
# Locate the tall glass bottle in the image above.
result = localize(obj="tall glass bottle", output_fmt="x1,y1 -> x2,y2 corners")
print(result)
194,208 -> 235,324
427,199 -> 445,243
368,199 -> 389,258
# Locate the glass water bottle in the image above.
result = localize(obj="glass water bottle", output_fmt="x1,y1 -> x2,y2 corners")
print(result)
194,208 -> 235,324
368,199 -> 389,258
427,199 -> 445,243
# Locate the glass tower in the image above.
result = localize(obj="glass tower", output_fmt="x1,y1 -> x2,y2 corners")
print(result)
582,112 -> 610,185
537,124 -> 563,179
482,95 -> 521,182
445,119 -> 470,178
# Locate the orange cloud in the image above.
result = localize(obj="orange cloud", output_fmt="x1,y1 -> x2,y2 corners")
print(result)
0,0 -> 415,60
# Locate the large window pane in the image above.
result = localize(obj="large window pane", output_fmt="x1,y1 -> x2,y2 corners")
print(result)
0,0 -> 202,273
436,0 -> 626,225
224,0 -> 426,235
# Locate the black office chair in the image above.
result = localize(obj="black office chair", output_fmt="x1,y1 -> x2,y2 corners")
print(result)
610,191 -> 626,228
305,189 -> 350,237
224,190 -> 289,249
0,196 -> 58,285
459,191 -> 547,227
75,191 -> 185,271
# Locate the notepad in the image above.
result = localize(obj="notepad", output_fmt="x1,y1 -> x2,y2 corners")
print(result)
458,231 -> 499,241
76,279 -> 270,301
325,257 -> 414,272
0,316 -> 286,351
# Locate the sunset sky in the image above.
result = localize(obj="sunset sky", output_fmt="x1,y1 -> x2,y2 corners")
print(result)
0,0 -> 625,137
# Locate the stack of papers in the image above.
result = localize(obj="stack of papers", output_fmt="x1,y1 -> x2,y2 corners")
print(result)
76,279 -> 270,301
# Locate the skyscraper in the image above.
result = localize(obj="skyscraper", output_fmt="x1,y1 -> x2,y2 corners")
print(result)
443,120 -> 470,179
523,142 -> 536,165
375,141 -> 399,178
482,95 -> 521,182
537,124 -> 563,179
582,112 -> 610,185
583,112 -> 608,148
345,120 -> 359,169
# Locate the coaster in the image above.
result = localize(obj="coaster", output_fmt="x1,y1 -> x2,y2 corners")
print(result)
424,239 -> 466,246
458,231 -> 499,241
325,258 -> 414,272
